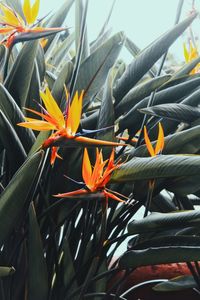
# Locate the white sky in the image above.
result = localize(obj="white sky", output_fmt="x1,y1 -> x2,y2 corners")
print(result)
39,0 -> 200,63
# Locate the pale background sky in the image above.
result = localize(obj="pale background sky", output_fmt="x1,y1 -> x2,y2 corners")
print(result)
39,0 -> 200,64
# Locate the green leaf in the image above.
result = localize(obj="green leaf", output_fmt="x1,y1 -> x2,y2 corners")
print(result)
113,13 -> 197,102
0,151 -> 43,246
139,103 -> 200,123
119,246 -> 200,269
13,28 -> 67,46
115,75 -> 171,116
75,0 -> 89,61
51,61 -> 73,106
153,275 -> 197,292
118,77 -> 200,133
0,110 -> 26,176
96,71 -> 115,150
74,32 -> 125,109
111,155 -> 200,182
0,266 -> 15,277
28,131 -> 51,157
0,84 -> 35,153
28,203 -> 48,300
44,0 -> 74,51
128,210 -> 200,235
4,40 -> 39,108
172,56 -> 200,79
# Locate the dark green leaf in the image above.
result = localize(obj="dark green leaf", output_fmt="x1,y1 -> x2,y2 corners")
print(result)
96,71 -> 115,148
28,203 -> 48,300
0,151 -> 43,246
44,0 -> 74,51
113,13 -> 197,102
172,56 -> 200,79
74,32 -> 125,109
0,84 -> 35,153
119,246 -> 200,269
118,77 -> 200,133
111,155 -> 200,182
128,210 -> 200,235
153,275 -> 197,292
115,75 -> 171,116
5,40 -> 39,108
0,110 -> 26,176
139,103 -> 200,123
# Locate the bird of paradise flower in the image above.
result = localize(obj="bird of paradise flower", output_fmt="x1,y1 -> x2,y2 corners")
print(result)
183,41 -> 200,75
143,122 -> 164,217
18,87 -> 124,164
54,148 -> 127,203
0,0 -> 65,47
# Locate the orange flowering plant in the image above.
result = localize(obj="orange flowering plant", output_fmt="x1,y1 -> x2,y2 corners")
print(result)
0,1 -> 200,299
0,0 -> 66,47
55,147 -> 127,202
18,86 -> 123,164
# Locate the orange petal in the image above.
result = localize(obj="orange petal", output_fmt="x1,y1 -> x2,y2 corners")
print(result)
75,136 -> 123,147
54,188 -> 88,198
40,87 -> 65,129
23,0 -> 31,24
17,120 -> 56,131
70,91 -> 84,134
155,122 -> 164,155
30,0 -> 39,24
103,190 -> 125,203
0,4 -> 23,27
50,146 -> 62,165
0,27 -> 14,34
24,107 -> 58,128
144,126 -> 155,157
82,148 -> 92,186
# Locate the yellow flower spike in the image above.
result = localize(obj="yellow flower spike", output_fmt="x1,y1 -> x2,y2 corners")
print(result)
55,148 -> 126,203
69,91 -> 84,134
183,42 -> 189,63
155,122 -> 165,155
82,148 -> 92,187
144,126 -> 155,157
23,0 -> 40,24
144,123 -> 164,157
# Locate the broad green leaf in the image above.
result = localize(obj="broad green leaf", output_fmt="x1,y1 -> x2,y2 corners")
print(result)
4,40 -> 39,108
81,110 -> 98,130
28,131 -> 51,157
49,32 -> 75,69
0,266 -> 15,277
128,210 -> 200,235
118,77 -> 200,133
52,61 -> 73,106
111,155 -> 200,182
125,36 -> 157,78
13,28 -> 67,46
96,71 -> 115,150
61,239 -> 77,290
74,32 -> 125,109
25,62 -> 40,115
115,75 -> 171,116
119,246 -> 200,269
113,13 -> 197,102
0,110 -> 26,176
0,84 -> 35,153
0,151 -> 43,246
153,275 -> 197,292
28,203 -> 48,300
75,0 -> 89,61
44,0 -> 74,51
139,103 -> 200,123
